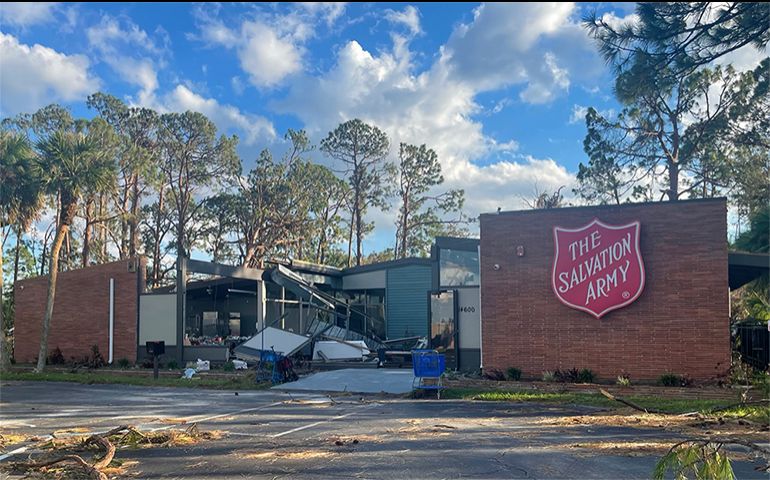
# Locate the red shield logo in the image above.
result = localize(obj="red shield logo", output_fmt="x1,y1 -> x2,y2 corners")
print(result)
552,219 -> 645,318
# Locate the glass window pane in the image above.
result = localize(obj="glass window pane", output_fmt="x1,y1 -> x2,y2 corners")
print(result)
440,249 -> 480,286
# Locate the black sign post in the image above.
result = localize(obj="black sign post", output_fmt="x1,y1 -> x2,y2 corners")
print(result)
145,341 -> 165,379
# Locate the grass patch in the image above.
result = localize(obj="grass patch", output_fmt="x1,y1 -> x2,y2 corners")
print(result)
0,370 -> 270,390
441,387 -> 754,415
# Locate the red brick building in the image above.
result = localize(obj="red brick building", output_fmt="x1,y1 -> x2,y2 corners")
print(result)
14,258 -> 144,364
480,198 -> 730,381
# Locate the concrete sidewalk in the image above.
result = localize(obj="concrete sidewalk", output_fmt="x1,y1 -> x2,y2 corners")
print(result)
274,368 -> 415,394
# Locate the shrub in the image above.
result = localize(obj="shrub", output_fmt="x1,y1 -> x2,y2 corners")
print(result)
47,347 -> 65,365
81,345 -> 105,369
616,375 -> 631,387
116,358 -> 131,369
542,371 -> 556,382
554,368 -> 580,383
166,360 -> 179,370
659,373 -> 692,387
577,368 -> 595,383
223,361 -> 235,372
506,367 -> 522,381
483,369 -> 506,381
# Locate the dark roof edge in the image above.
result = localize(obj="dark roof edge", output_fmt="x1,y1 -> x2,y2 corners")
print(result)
728,251 -> 770,268
481,197 -> 727,218
342,257 -> 432,274
435,236 -> 479,250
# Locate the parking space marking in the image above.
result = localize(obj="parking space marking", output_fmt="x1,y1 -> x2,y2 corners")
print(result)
271,405 -> 374,438
0,446 -> 29,462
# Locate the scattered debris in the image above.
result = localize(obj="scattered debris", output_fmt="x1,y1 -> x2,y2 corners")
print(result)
240,450 -> 334,461
4,424 -> 223,479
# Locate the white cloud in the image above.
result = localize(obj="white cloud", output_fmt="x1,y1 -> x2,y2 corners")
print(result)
444,3 -> 602,102
241,21 -> 303,87
385,5 -> 422,37
276,35 -> 572,227
296,3 -> 347,27
569,104 -> 616,124
519,52 -> 570,103
0,32 -> 99,115
0,3 -> 58,27
231,76 -> 245,95
194,3 -> 346,88
158,85 -> 276,146
197,19 -> 302,88
86,15 -> 168,104
569,104 -> 589,124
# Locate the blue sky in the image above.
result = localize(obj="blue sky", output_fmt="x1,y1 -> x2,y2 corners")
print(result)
0,2 -> 652,255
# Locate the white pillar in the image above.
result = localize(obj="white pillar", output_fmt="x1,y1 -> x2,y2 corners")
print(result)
109,278 -> 115,364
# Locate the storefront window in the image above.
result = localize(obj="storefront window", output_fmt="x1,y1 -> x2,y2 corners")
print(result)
346,289 -> 386,340
440,249 -> 479,287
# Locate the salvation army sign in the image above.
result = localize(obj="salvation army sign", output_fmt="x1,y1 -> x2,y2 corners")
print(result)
552,219 -> 645,318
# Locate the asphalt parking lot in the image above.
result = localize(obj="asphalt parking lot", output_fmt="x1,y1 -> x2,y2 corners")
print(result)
0,381 -> 765,479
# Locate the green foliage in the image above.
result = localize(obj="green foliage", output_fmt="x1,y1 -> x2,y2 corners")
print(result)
0,370 -> 269,390
659,373 -> 692,387
166,360 -> 179,370
580,3 -> 769,206
320,119 -> 391,266
653,441 -> 735,480
505,367 -> 522,381
616,375 -> 631,387
222,361 -> 235,372
156,111 -> 239,258
734,204 -> 769,254
577,368 -> 595,383
584,3 -> 769,84
542,371 -> 556,382
393,142 -> 467,258
116,358 -> 131,369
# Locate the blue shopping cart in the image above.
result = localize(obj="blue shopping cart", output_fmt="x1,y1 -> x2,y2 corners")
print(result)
411,349 -> 446,399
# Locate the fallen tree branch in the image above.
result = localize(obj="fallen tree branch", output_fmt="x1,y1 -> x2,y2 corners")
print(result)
15,454 -> 106,480
599,388 -> 665,413
13,425 -> 130,480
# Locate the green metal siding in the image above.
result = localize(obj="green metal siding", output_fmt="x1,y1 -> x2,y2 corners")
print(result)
386,265 -> 431,339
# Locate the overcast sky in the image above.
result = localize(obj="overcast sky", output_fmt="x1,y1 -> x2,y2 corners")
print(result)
1,2 -> 764,255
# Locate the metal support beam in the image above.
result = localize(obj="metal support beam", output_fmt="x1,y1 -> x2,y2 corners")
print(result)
186,258 -> 265,281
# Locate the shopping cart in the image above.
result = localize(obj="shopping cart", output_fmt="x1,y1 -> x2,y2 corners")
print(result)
254,348 -> 297,384
411,349 -> 446,399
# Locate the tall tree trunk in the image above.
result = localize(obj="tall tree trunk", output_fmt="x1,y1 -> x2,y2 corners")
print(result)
13,225 -> 21,286
99,194 -> 107,261
82,198 -> 94,268
354,191 -> 363,266
399,199 -> 409,259
0,226 -> 9,370
120,184 -> 129,259
668,160 -> 679,201
129,174 -> 139,258
35,215 -> 71,372
151,189 -> 164,287
346,210 -> 354,268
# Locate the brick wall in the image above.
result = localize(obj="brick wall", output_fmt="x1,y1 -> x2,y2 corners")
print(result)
14,258 -> 144,364
480,199 -> 729,381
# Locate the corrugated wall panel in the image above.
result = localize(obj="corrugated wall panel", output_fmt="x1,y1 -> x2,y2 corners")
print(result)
386,265 -> 432,339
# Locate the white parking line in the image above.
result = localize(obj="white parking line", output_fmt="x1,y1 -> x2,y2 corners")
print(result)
271,405 -> 373,438
0,446 -> 28,462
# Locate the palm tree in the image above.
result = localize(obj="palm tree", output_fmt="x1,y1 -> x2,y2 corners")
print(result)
34,128 -> 115,372
0,132 -> 44,370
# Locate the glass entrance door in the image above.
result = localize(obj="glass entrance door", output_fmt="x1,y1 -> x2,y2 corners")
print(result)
429,290 -> 458,370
